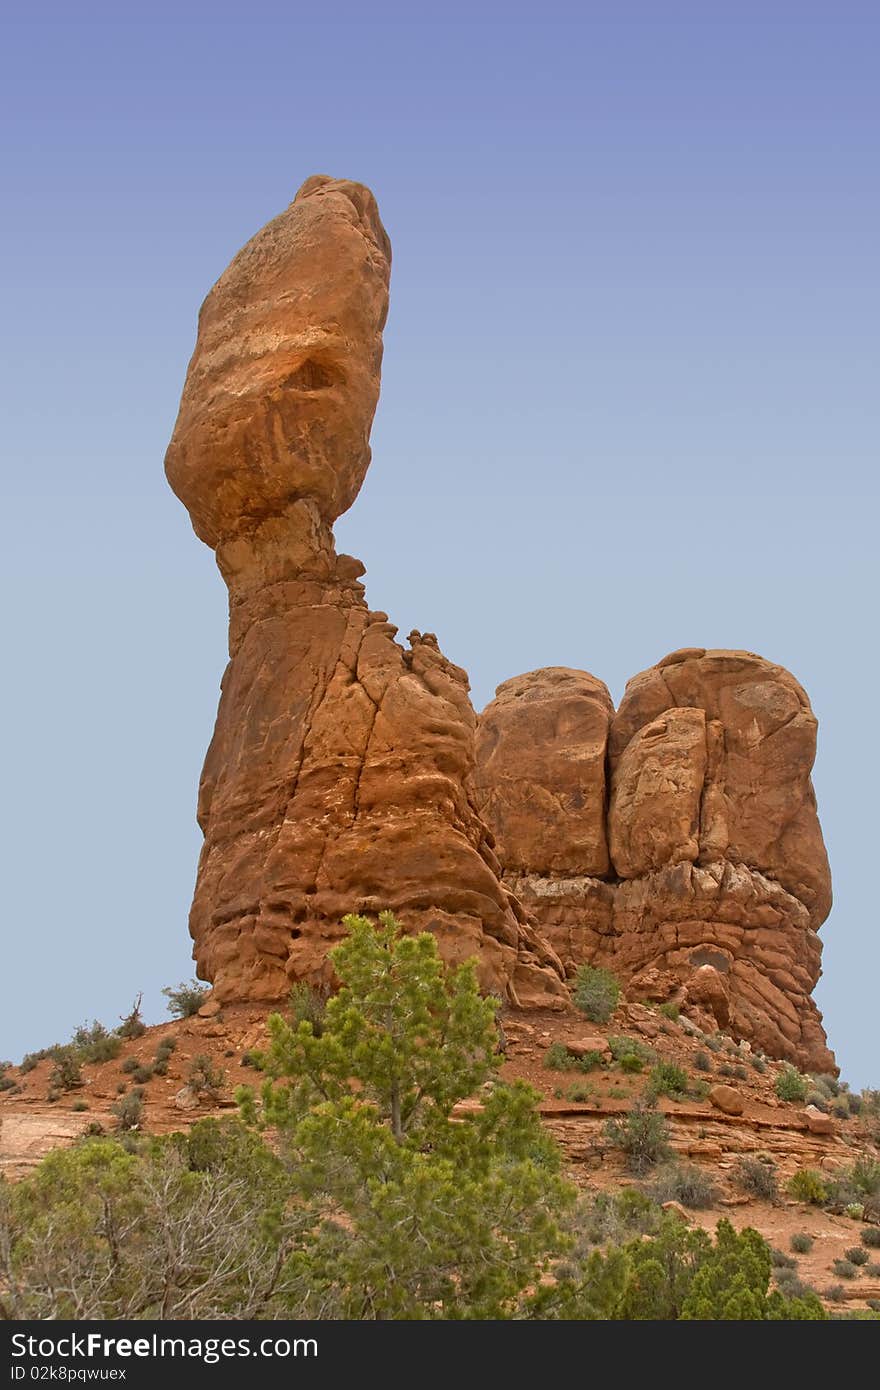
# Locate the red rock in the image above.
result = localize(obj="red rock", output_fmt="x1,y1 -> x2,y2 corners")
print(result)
708,1085 -> 746,1116
475,648 -> 835,1072
802,1105 -> 835,1135
165,177 -> 566,1009
566,1037 -> 612,1062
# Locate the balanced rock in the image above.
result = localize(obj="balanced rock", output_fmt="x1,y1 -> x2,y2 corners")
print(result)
166,177 -> 565,1008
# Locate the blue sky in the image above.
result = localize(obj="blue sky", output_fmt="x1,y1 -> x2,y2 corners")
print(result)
1,2 -> 877,1084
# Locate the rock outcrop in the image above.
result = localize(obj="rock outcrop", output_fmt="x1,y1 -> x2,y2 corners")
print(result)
165,176 -> 565,1008
474,650 -> 834,1071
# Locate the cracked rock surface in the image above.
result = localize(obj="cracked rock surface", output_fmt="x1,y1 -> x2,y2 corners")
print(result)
475,650 -> 834,1070
165,177 -> 565,1008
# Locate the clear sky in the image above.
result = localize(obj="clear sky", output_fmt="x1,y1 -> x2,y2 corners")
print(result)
1,2 -> 877,1085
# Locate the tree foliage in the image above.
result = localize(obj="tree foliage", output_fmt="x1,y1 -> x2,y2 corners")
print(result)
239,912 -> 574,1318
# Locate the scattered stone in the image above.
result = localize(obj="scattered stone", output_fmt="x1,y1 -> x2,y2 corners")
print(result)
802,1104 -> 835,1135
708,1085 -> 746,1116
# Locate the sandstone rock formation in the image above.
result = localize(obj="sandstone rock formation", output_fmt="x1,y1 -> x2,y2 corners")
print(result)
474,650 -> 834,1071
166,176 -> 565,1008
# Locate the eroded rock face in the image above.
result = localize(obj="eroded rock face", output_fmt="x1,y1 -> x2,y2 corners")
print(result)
476,650 -> 834,1070
166,177 -> 566,1008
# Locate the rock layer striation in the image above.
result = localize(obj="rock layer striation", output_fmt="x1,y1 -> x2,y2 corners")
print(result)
474,650 -> 834,1070
165,177 -> 565,1008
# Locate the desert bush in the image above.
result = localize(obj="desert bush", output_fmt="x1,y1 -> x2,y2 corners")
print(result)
648,1061 -> 689,1099
694,1050 -> 712,1072
770,1246 -> 796,1268
861,1227 -> 880,1249
72,1022 -> 123,1063
831,1258 -> 858,1280
772,1267 -> 813,1300
112,1087 -> 144,1132
155,1037 -> 177,1058
573,964 -> 621,1023
567,1082 -> 595,1103
50,1047 -> 83,1093
162,980 -> 210,1020
533,1214 -> 826,1320
809,1073 -> 840,1098
704,1035 -> 722,1052
790,1232 -> 814,1254
20,1048 -> 54,1073
649,1161 -> 717,1209
71,1101 -> 90,1113
657,1002 -> 680,1022
825,1284 -> 847,1303
187,1055 -> 225,1096
121,1057 -> 139,1074
787,1169 -> 829,1205
573,1189 -> 663,1251
604,1097 -> 671,1175
607,1036 -> 654,1068
288,981 -> 327,1035
751,1055 -> 767,1073
866,1264 -> 880,1279
844,1245 -> 869,1266
117,995 -> 146,1040
0,1076 -> 15,1092
545,1042 -> 573,1070
132,1065 -> 154,1085
739,1158 -> 782,1205
775,1066 -> 808,1102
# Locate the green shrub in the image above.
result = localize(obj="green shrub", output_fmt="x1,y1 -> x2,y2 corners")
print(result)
544,1042 -> 574,1071
734,1157 -> 779,1202
155,1037 -> 177,1058
844,1245 -> 869,1266
657,1002 -> 680,1022
604,1098 -> 671,1175
866,1264 -> 880,1279
790,1232 -> 814,1254
619,1053 -> 644,1074
72,1022 -> 122,1063
773,1267 -> 813,1300
162,980 -> 210,1020
71,1101 -> 89,1112
50,1048 -> 82,1093
152,1059 -> 168,1077
607,1036 -> 654,1067
825,1284 -> 846,1303
775,1066 -> 808,1102
694,1051 -> 712,1072
732,1064 -> 748,1081
831,1258 -> 858,1280
288,981 -> 327,1035
648,1062 -> 689,1099
20,1048 -> 53,1073
120,1057 -> 139,1074
787,1169 -> 828,1205
861,1227 -> 880,1249
649,1161 -> 718,1209
566,1082 -> 595,1103
809,1073 -> 840,1098
751,1055 -> 767,1073
131,1065 -> 153,1085
112,1087 -> 144,1131
718,1063 -> 736,1078
770,1246 -> 796,1269
0,1077 -> 15,1092
704,1035 -> 722,1052
187,1055 -> 225,1096
573,965 -> 621,1023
